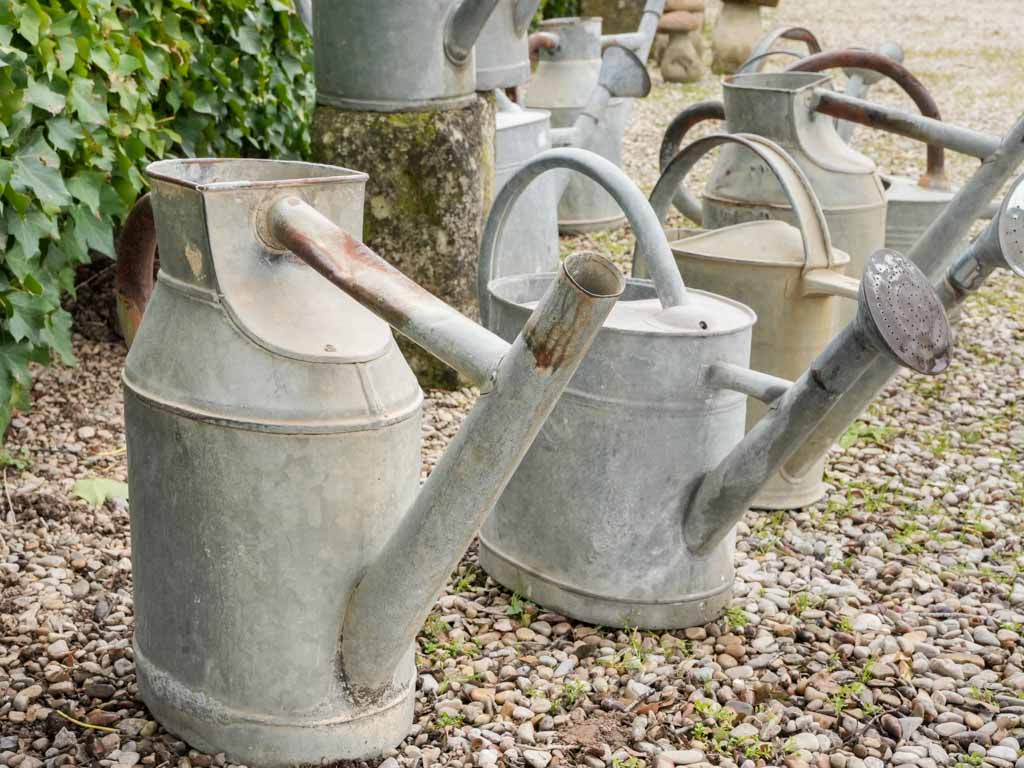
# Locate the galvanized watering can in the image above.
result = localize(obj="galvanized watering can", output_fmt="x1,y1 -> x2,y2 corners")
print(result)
122,157 -> 621,767
642,133 -> 860,510
786,112 -> 1024,482
478,148 -> 951,629
476,0 -> 544,90
525,2 -> 664,233
313,0 -> 502,110
493,44 -> 651,279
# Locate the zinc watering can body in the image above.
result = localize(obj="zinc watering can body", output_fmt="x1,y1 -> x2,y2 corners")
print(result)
123,158 -> 621,767
492,44 -> 652,278
479,147 -> 755,629
478,147 -> 953,628
525,3 -> 664,233
313,0 -> 502,111
642,133 -> 861,509
475,0 -> 543,90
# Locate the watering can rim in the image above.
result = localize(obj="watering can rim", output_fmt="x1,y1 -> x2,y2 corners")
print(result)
146,158 -> 368,193
880,173 -> 958,202
668,220 -> 852,269
488,272 -> 757,338
537,15 -> 602,28
724,71 -> 832,94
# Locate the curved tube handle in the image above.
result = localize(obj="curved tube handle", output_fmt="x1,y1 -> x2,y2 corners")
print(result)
736,49 -> 804,75
657,100 -> 725,222
115,193 -> 157,348
640,133 -> 838,277
479,148 -> 687,327
786,50 -> 949,189
738,26 -> 823,73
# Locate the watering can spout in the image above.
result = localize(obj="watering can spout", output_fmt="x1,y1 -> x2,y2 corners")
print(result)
266,198 -> 623,696
445,0 -> 503,64
682,249 -> 952,556
512,0 -> 542,36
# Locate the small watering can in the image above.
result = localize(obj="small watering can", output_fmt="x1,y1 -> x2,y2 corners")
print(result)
475,0 -> 543,90
478,146 -> 952,628
525,2 -> 664,233
786,113 -> 1024,482
641,133 -> 860,509
123,158 -> 620,766
492,44 -> 651,279
313,0 -> 502,110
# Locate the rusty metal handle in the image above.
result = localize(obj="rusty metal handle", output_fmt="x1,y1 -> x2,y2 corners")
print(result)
115,193 -> 157,348
658,100 -> 725,222
786,50 -> 948,188
529,31 -> 559,56
642,132 -> 837,276
738,25 -> 823,74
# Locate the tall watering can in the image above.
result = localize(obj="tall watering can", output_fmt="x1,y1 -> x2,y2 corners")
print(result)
478,146 -> 952,629
525,2 -> 664,233
476,0 -> 543,90
642,133 -> 860,510
313,0 -> 502,110
492,44 -> 651,279
122,158 -> 621,767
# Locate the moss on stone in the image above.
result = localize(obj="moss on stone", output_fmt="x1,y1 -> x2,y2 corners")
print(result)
312,95 -> 496,389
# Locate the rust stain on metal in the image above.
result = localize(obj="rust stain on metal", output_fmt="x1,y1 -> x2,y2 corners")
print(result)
788,51 -> 948,187
115,193 -> 158,345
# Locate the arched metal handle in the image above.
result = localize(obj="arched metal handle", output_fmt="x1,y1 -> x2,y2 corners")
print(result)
641,132 -> 837,276
735,49 -> 805,75
740,26 -> 824,74
786,50 -> 949,189
479,147 -> 687,327
115,193 -> 157,348
657,100 -> 725,222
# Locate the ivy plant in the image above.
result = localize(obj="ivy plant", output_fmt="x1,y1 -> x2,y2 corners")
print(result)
0,0 -> 313,434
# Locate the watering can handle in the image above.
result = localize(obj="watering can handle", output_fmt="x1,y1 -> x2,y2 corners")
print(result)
115,193 -> 157,348
737,26 -> 823,74
786,50 -> 949,189
642,132 -> 836,275
478,147 -> 686,328
658,101 -> 725,223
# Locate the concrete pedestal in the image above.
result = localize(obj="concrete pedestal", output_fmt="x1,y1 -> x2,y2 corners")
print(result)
312,96 -> 496,388
711,0 -> 765,73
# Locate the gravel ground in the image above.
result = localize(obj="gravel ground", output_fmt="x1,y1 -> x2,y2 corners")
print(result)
2,3 -> 1023,768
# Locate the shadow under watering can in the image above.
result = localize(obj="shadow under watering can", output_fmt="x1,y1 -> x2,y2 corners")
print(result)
477,147 -> 951,630
122,157 -> 621,766
639,132 -> 861,510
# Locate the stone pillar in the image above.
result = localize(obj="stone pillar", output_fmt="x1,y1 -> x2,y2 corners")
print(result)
658,0 -> 706,83
312,96 -> 496,389
711,0 -> 778,74
581,0 -> 645,35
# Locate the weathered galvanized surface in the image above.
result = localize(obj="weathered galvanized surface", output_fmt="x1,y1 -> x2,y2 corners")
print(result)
125,157 -> 620,766
313,0 -> 500,111
786,115 -> 1024,480
476,0 -> 542,90
312,95 -> 495,388
645,132 -> 860,509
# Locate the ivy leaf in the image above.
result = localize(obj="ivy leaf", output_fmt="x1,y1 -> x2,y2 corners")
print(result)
11,155 -> 71,210
24,76 -> 65,115
71,478 -> 129,508
46,117 -> 84,153
68,76 -> 108,124
66,171 -> 105,215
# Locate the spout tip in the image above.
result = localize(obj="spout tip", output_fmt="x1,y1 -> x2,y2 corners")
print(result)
562,253 -> 625,298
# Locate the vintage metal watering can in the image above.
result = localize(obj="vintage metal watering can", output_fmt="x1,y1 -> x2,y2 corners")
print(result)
525,2 -> 664,233
785,112 -> 1024,482
476,0 -> 543,90
641,133 -> 860,509
313,0 -> 503,110
122,157 -> 621,767
492,44 -> 651,279
477,147 -> 951,628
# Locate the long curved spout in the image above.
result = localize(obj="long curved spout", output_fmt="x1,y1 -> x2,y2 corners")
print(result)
683,250 -> 952,555
600,0 -> 667,62
445,0 -> 503,64
266,197 -> 623,696
783,110 -> 1024,480
513,0 -> 543,37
